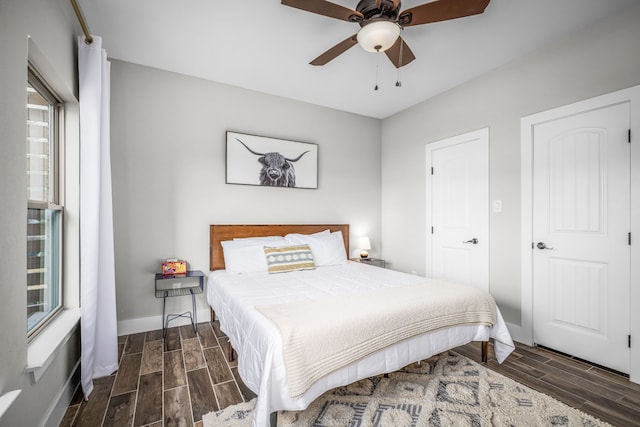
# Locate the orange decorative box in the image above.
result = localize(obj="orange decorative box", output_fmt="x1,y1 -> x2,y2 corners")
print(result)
162,259 -> 187,276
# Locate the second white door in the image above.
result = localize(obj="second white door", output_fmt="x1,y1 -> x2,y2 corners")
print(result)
532,102 -> 630,373
427,128 -> 489,292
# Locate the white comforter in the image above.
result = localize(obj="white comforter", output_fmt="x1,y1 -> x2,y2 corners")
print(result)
207,261 -> 514,427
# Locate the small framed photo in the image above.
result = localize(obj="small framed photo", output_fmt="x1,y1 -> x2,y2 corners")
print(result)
226,131 -> 318,189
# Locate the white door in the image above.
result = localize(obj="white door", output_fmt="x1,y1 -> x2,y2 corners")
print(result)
532,102 -> 630,373
426,128 -> 489,292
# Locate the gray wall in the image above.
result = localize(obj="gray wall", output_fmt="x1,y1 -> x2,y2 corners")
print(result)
0,0 -> 81,426
110,60 -> 382,327
380,4 -> 640,326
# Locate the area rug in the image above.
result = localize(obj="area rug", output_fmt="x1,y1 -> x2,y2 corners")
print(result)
203,351 -> 611,427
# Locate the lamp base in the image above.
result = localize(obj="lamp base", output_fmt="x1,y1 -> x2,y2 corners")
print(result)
360,251 -> 369,259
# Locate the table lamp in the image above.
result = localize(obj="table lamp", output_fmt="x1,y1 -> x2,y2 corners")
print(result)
358,236 -> 371,259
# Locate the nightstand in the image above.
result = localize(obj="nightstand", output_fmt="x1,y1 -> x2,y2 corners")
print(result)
350,258 -> 386,268
155,270 -> 204,337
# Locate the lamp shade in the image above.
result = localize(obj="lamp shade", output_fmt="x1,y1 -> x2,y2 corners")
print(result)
356,20 -> 401,53
358,236 -> 371,250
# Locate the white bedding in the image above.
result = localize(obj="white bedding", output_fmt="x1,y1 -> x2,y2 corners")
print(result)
207,261 -> 515,427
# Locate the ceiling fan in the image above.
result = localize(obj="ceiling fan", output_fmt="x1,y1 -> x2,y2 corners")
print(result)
282,0 -> 491,68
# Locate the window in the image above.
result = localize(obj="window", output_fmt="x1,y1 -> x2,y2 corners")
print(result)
27,66 -> 64,336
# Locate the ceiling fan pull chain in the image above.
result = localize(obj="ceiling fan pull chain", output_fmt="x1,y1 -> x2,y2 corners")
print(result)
396,36 -> 403,87
374,47 -> 380,91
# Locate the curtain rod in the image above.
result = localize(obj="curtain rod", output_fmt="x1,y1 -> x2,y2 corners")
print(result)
70,0 -> 93,44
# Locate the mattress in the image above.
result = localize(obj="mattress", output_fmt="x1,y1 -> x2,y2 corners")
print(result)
207,261 -> 514,427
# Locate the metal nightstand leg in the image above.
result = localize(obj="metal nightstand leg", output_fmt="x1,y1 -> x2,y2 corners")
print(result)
161,290 -> 198,338
162,291 -> 168,338
190,288 -> 198,334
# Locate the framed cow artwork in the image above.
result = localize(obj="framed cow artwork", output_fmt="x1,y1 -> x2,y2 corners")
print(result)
225,131 -> 318,189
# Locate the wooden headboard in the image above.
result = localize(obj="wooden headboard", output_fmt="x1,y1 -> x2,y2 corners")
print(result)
209,224 -> 350,271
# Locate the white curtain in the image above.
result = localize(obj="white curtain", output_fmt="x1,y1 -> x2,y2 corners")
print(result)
78,35 -> 118,399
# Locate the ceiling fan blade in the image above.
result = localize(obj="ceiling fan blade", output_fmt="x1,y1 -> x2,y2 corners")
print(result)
398,0 -> 490,27
310,34 -> 359,66
385,36 -> 416,68
282,0 -> 363,22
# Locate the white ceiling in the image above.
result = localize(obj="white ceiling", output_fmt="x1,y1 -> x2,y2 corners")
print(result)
79,0 -> 638,119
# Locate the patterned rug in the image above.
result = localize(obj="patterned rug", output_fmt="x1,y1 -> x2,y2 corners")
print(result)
203,351 -> 611,427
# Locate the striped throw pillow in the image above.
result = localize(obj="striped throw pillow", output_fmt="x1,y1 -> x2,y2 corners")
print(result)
264,244 -> 315,274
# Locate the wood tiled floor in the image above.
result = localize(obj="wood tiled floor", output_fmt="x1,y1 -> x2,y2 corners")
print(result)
61,321 -> 640,426
60,321 -> 256,427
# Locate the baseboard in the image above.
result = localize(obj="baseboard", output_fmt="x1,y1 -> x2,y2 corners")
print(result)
42,360 -> 80,427
505,321 -> 531,346
117,308 -> 212,336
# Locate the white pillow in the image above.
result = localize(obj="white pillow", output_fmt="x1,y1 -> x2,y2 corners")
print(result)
284,231 -> 347,266
221,237 -> 286,274
233,235 -> 284,242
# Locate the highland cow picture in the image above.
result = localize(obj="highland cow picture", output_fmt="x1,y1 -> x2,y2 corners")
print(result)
226,131 -> 318,189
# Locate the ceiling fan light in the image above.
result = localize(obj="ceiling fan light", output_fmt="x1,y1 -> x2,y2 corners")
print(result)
357,20 -> 400,53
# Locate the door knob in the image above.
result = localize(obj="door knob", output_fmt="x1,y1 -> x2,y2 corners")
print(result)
536,242 -> 554,250
463,238 -> 478,244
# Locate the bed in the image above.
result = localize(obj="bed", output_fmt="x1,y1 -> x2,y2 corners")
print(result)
207,224 -> 514,427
